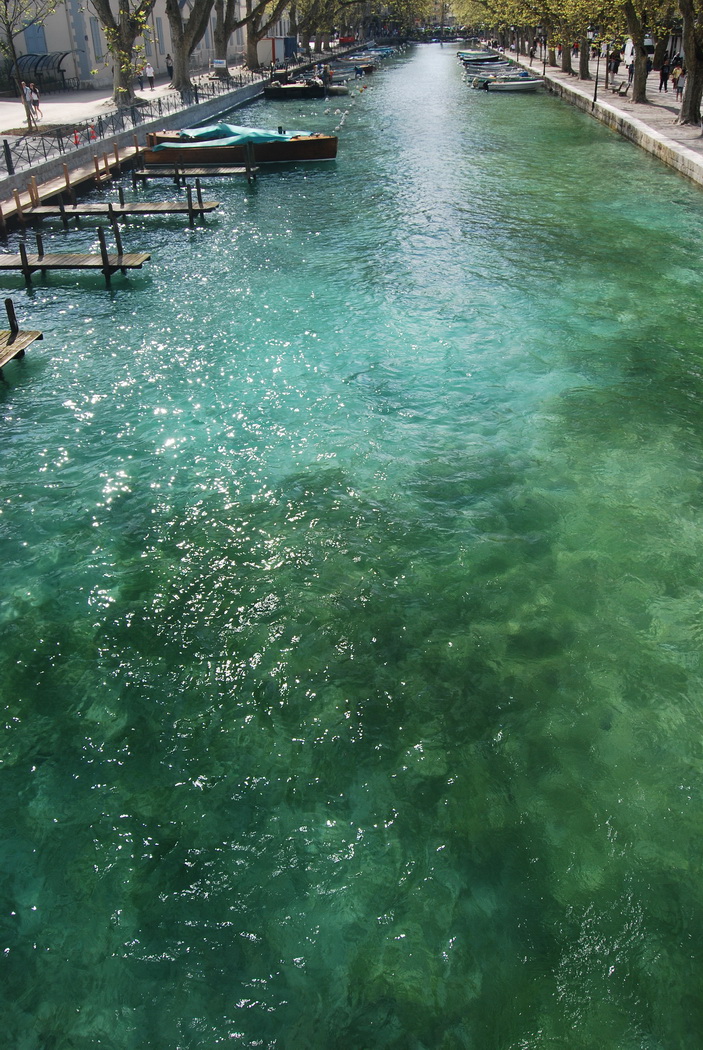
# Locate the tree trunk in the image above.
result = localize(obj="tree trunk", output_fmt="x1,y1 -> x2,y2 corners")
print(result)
679,0 -> 703,124
7,37 -> 35,128
561,39 -> 573,74
165,0 -> 215,91
624,1 -> 649,104
579,36 -> 590,79
90,0 -> 157,106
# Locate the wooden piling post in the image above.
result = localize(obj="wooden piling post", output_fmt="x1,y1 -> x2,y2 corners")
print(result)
118,186 -> 125,208
113,143 -> 121,173
93,155 -> 102,183
29,176 -> 40,207
0,203 -> 6,236
63,163 -> 75,204
58,197 -> 68,229
96,226 -> 112,285
103,152 -> 110,179
195,178 -> 204,214
5,298 -> 19,336
35,232 -> 44,259
244,143 -> 256,184
18,241 -> 32,283
13,189 -> 25,224
186,185 -> 195,225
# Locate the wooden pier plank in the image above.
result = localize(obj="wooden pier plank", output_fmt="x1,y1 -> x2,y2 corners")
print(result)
0,330 -> 42,368
0,251 -> 150,271
0,145 -> 142,226
133,164 -> 258,179
26,200 -> 220,217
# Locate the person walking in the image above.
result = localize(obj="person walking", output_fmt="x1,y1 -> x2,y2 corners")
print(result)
676,68 -> 686,101
29,82 -> 42,120
659,57 -> 670,92
166,54 -> 173,81
145,61 -> 155,89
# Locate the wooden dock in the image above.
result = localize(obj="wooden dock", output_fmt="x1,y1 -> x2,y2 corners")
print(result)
0,229 -> 150,286
23,181 -> 220,226
133,163 -> 259,185
0,299 -> 42,371
0,141 -> 143,231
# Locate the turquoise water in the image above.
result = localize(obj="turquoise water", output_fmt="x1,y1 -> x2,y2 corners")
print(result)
3,43 -> 703,1048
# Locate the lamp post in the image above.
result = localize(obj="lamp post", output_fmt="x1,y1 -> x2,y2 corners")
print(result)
592,47 -> 600,108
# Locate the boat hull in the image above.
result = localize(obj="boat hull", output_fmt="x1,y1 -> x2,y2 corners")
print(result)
143,131 -> 338,165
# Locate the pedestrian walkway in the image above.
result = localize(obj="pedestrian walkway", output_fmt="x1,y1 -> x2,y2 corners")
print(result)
512,50 -> 703,186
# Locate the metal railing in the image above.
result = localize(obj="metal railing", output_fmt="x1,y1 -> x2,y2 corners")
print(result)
0,69 -> 265,177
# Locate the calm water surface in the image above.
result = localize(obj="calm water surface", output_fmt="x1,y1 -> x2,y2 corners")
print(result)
3,44 -> 703,1049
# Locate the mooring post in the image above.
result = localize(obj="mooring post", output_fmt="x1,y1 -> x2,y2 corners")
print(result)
113,143 -> 121,173
58,197 -> 68,229
186,185 -> 195,225
5,298 -> 19,336
12,189 -> 25,224
63,163 -> 75,204
0,203 -> 6,236
195,178 -> 204,213
108,203 -> 124,252
244,143 -> 255,184
35,232 -> 44,259
118,186 -> 125,208
18,241 -> 32,283
103,152 -> 110,179
93,155 -> 102,184
29,176 -> 40,207
97,226 -> 112,285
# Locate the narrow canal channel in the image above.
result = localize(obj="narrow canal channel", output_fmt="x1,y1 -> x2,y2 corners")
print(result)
2,43 -> 703,1049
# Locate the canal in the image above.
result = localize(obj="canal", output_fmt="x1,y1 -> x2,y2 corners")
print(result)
2,42 -> 703,1049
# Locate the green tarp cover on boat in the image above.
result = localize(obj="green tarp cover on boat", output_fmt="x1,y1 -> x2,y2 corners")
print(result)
152,122 -> 312,151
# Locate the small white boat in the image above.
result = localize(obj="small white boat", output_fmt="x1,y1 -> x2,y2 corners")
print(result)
457,49 -> 498,61
472,75 -> 543,92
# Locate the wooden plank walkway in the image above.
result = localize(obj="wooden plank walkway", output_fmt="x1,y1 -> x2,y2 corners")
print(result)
0,299 -> 42,371
27,200 -> 220,218
0,230 -> 149,286
133,164 -> 258,182
0,142 -> 142,230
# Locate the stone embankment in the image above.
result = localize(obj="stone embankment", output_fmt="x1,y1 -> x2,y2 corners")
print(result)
512,51 -> 703,188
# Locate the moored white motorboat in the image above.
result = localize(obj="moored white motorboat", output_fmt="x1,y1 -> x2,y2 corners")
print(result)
471,74 -> 543,92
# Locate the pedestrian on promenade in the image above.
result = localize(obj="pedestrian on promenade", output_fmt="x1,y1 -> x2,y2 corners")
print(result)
628,61 -> 634,83
166,54 -> 173,81
671,61 -> 683,91
676,69 -> 686,101
145,62 -> 155,89
136,66 -> 144,90
30,83 -> 42,120
659,57 -> 670,91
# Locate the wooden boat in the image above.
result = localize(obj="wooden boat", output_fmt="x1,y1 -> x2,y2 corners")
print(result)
143,122 -> 338,165
263,79 -> 348,99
